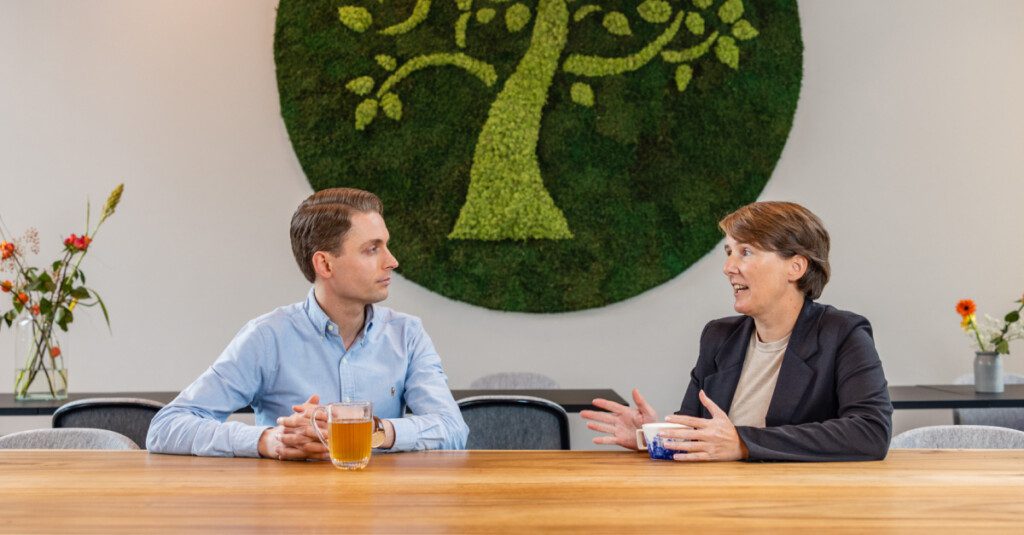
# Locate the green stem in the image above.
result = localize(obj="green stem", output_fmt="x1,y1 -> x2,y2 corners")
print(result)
563,11 -> 686,77
377,53 -> 497,97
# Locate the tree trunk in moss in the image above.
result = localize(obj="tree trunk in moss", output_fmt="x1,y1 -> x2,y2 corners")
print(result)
448,0 -> 573,240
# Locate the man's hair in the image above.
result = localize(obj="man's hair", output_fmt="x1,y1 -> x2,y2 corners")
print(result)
718,201 -> 831,300
290,188 -> 383,283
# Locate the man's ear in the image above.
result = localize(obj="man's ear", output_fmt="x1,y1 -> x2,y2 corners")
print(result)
311,251 -> 333,280
788,255 -> 808,283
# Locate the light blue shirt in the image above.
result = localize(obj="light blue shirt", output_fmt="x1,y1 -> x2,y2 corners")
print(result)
147,289 -> 468,457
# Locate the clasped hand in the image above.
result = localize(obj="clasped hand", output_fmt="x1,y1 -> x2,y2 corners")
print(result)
257,394 -> 329,461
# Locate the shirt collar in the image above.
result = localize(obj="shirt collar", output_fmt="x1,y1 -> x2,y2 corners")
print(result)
304,288 -> 376,343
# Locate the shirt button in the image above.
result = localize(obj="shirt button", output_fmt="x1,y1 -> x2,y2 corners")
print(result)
327,325 -> 334,331
342,357 -> 348,364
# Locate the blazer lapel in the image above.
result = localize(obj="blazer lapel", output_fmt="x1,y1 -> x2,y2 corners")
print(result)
765,299 -> 822,426
702,317 -> 756,417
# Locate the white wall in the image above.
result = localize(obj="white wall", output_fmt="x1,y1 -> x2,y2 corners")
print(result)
1,0 -> 1022,446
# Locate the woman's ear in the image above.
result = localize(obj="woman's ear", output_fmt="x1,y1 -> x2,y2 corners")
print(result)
788,255 -> 808,283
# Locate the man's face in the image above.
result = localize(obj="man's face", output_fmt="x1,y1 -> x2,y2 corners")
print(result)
321,211 -> 399,307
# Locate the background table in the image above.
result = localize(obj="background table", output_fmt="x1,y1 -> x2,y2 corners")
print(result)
1,450 -> 1021,533
0,389 -> 626,416
889,384 -> 1024,409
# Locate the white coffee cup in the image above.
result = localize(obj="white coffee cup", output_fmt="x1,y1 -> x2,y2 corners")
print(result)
635,422 -> 688,460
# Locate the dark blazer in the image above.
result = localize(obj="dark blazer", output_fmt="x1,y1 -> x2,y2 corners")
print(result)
677,299 -> 893,462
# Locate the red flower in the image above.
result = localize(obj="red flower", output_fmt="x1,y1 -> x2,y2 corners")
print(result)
50,346 -> 61,358
16,292 -> 29,304
0,241 -> 14,260
30,304 -> 40,316
955,299 -> 976,318
0,280 -> 11,293
64,233 -> 91,251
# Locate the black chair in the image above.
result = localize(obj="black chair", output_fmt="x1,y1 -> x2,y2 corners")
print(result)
52,397 -> 165,449
458,395 -> 570,450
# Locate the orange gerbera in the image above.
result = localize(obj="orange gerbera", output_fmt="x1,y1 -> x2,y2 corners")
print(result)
955,299 -> 976,318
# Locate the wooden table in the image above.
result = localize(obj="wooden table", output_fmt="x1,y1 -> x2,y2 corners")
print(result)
1,450 -> 1021,533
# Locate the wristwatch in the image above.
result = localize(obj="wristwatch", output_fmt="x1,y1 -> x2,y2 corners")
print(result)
371,415 -> 386,448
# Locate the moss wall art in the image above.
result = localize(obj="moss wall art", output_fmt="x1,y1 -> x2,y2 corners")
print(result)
274,0 -> 803,312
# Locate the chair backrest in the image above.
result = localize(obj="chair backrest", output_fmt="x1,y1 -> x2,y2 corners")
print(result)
0,428 -> 139,450
458,395 -> 570,450
52,397 -> 165,449
952,373 -> 1024,431
469,372 -> 559,389
891,425 -> 1024,449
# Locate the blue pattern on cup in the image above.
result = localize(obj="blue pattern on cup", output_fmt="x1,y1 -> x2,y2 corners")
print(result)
648,435 -> 678,461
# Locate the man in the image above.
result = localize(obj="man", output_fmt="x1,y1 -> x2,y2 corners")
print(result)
148,188 -> 468,458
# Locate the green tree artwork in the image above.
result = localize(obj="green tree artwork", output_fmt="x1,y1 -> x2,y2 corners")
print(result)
275,0 -> 802,312
336,0 -> 759,240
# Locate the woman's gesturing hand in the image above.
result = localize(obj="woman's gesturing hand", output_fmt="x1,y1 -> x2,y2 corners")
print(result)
580,388 -> 658,450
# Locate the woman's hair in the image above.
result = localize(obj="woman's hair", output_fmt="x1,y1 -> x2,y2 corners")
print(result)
290,188 -> 383,283
718,201 -> 831,300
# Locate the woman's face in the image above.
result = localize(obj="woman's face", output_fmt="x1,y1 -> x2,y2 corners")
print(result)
722,233 -> 804,318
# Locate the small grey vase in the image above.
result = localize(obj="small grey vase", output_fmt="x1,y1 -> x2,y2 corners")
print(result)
974,351 -> 1004,393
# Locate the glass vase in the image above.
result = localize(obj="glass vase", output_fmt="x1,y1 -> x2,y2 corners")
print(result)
13,313 -> 68,400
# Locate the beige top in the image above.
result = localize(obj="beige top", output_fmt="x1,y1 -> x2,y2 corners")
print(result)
727,331 -> 791,428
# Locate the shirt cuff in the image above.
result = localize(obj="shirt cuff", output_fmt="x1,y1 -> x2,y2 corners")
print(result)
385,418 -> 417,452
236,424 -> 272,458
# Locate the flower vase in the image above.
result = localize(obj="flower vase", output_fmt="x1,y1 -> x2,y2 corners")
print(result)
973,351 -> 1003,394
13,313 -> 67,401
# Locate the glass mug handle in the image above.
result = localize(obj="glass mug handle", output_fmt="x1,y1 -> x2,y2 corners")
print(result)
311,406 -> 329,449
635,428 -> 648,450
310,406 -> 384,448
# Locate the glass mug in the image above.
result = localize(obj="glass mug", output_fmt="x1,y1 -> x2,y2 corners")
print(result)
311,401 -> 385,470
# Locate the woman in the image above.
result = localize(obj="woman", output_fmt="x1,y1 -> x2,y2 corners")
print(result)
582,202 -> 892,461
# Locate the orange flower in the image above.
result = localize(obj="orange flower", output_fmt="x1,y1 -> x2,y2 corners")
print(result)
0,280 -> 11,292
16,292 -> 29,304
955,299 -> 976,318
30,304 -> 40,316
0,241 -> 14,260
50,346 -> 61,358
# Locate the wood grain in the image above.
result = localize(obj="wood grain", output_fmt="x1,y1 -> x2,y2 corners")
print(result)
1,450 -> 1022,533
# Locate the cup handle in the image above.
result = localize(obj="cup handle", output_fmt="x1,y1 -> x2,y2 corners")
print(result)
310,406 -> 328,449
635,428 -> 647,450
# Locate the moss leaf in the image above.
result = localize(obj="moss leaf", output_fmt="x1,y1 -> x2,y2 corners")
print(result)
714,35 -> 739,69
637,0 -> 671,24
345,76 -> 375,96
374,55 -> 397,71
354,99 -> 378,130
732,19 -> 759,40
718,0 -> 743,24
338,6 -> 372,32
570,82 -> 594,107
381,93 -> 402,120
505,3 -> 531,33
674,64 -> 693,92
476,8 -> 496,24
685,12 -> 705,35
602,12 -> 632,36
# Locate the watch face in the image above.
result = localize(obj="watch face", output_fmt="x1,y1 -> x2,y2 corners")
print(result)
371,430 -> 385,449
